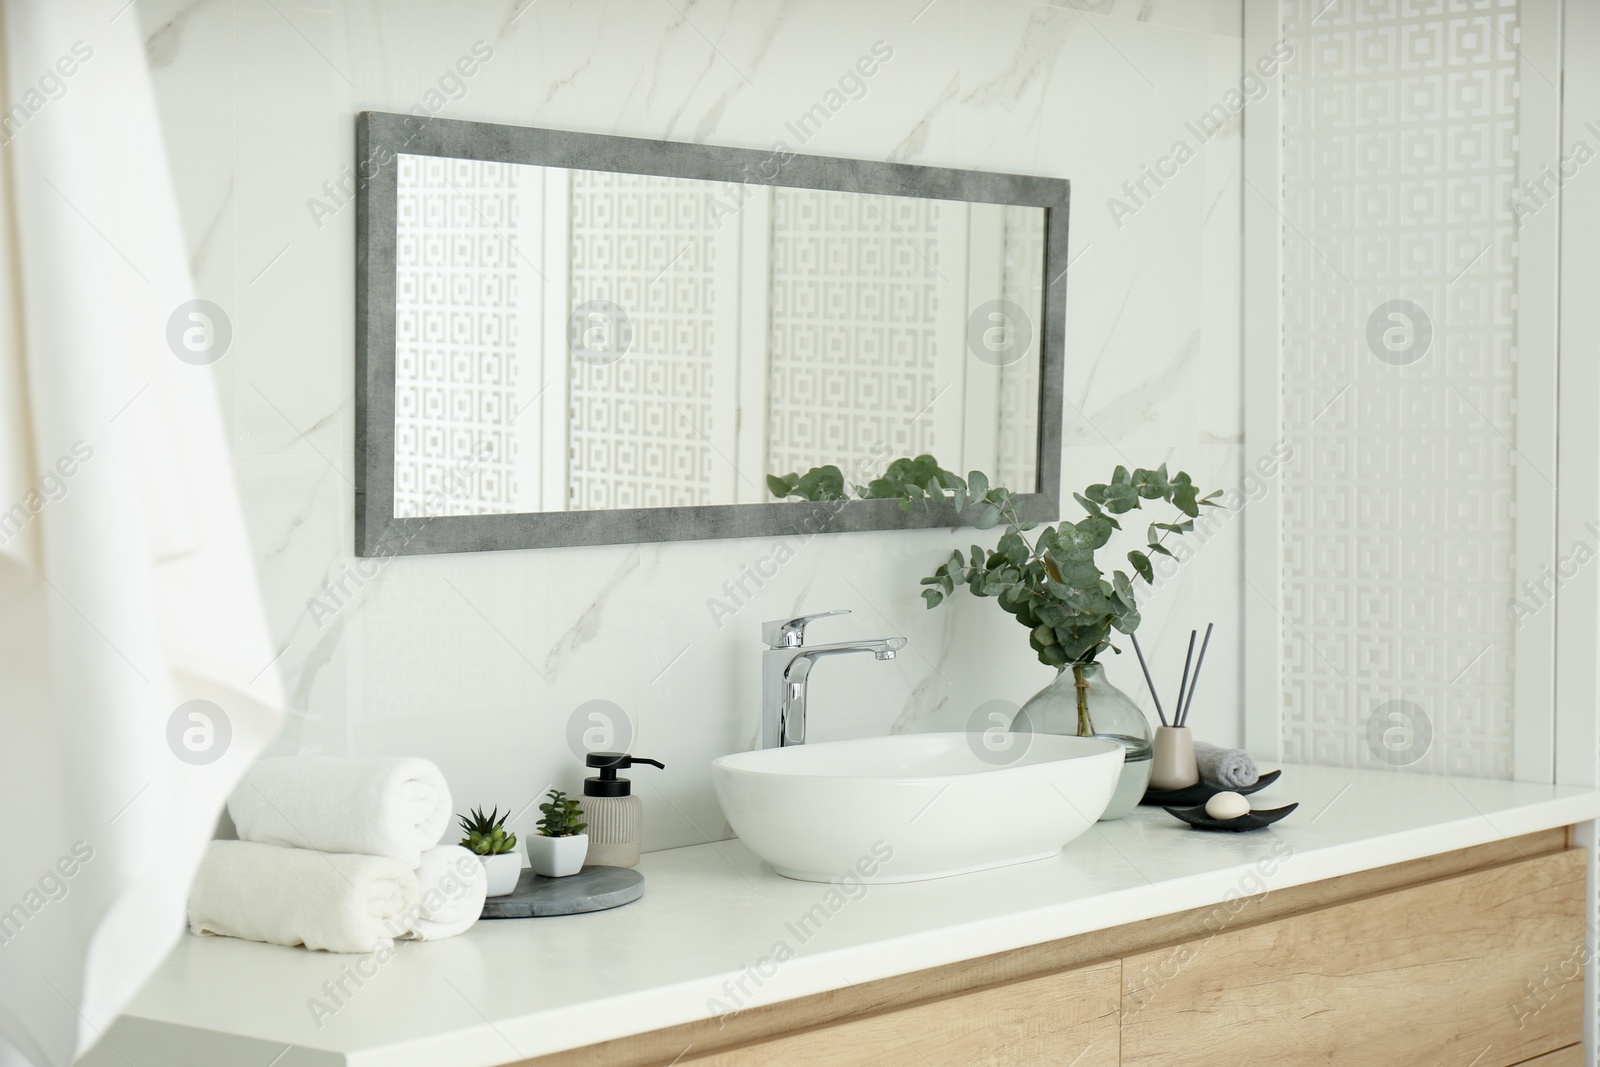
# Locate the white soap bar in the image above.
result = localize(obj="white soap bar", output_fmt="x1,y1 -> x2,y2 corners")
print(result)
1205,791 -> 1250,820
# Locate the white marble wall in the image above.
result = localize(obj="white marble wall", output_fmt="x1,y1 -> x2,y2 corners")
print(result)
141,0 -> 1248,853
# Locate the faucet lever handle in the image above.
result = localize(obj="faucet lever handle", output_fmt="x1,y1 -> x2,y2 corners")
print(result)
762,610 -> 850,648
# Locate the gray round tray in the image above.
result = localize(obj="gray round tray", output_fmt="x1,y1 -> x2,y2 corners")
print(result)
479,865 -> 644,918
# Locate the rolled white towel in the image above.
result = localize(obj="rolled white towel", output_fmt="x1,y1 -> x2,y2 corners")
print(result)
189,840 -> 420,953
404,845 -> 488,941
1194,742 -> 1259,789
228,755 -> 451,867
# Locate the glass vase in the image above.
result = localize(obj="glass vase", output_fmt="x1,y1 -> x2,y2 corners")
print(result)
1012,662 -> 1153,820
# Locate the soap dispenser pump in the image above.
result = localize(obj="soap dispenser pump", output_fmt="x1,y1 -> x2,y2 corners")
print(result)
578,752 -> 664,868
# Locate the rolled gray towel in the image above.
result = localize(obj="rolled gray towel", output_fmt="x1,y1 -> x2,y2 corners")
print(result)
1194,742 -> 1258,789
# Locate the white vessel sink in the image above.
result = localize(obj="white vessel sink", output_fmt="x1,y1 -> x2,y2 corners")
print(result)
711,732 -> 1123,883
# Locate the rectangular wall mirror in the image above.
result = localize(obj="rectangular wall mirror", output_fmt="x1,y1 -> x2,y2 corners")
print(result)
356,112 -> 1069,555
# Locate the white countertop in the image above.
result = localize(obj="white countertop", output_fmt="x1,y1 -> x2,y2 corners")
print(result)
90,764 -> 1600,1067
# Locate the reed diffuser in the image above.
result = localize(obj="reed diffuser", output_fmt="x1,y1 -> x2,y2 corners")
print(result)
1135,623 -> 1213,791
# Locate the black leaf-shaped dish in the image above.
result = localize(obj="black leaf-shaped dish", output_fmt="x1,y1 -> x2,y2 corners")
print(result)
1164,802 -> 1298,832
1140,768 -> 1282,808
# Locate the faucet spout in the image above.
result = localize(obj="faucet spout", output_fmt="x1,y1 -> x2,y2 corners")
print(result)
795,637 -> 907,660
760,618 -> 906,749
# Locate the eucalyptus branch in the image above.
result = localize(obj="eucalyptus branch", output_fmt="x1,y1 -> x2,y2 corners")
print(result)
768,456 -> 1221,670
916,462 -> 1220,669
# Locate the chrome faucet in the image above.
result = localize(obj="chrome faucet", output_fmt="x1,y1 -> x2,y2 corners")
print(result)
761,610 -> 906,748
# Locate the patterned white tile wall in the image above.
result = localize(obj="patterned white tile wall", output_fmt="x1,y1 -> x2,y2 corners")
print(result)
764,188 -> 945,480
567,172 -> 724,511
998,205 -> 1044,491
393,156 -> 526,517
1278,0 -> 1520,777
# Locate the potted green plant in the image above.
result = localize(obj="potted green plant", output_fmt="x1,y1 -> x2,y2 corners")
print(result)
457,806 -> 522,897
526,788 -> 588,877
772,457 -> 1219,820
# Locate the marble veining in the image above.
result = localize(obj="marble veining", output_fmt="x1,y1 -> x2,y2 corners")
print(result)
142,0 -> 1247,854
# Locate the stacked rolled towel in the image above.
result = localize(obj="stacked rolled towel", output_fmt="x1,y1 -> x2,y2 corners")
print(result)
1193,742 -> 1259,789
191,756 -> 484,953
406,845 -> 489,941
190,841 -> 420,953
227,755 -> 452,868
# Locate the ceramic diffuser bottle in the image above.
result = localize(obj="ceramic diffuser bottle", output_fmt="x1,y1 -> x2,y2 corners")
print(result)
1012,663 -> 1152,820
576,752 -> 664,868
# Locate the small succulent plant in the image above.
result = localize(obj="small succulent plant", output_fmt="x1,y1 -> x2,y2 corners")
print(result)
537,788 -> 587,838
457,806 -> 518,856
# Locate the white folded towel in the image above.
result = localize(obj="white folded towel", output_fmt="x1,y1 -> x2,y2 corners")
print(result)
1194,742 -> 1259,789
189,840 -> 420,954
228,756 -> 452,867
405,845 -> 488,941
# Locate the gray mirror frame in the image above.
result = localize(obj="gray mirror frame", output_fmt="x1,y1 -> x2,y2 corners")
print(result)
355,110 -> 1068,557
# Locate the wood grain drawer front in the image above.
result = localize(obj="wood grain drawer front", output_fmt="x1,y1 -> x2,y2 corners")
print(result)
1511,1047 -> 1583,1067
685,959 -> 1121,1067
1120,849 -> 1587,1067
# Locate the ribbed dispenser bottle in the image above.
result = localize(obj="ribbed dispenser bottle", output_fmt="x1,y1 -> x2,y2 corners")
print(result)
577,751 -> 664,868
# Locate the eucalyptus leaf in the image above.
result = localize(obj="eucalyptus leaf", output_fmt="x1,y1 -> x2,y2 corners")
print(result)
1131,466 -> 1169,499
1049,522 -> 1098,563
1073,492 -> 1104,517
1037,603 -> 1071,627
1128,550 -> 1154,582
980,571 -> 1012,596
998,529 -> 1029,567
1102,481 -> 1140,513
1172,482 -> 1200,517
1080,516 -> 1115,549
1055,561 -> 1102,588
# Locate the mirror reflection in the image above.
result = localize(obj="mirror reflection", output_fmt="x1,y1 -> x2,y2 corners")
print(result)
391,154 -> 1044,518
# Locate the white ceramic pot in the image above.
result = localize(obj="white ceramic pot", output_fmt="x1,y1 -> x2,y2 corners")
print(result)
526,833 -> 588,877
479,852 -> 524,897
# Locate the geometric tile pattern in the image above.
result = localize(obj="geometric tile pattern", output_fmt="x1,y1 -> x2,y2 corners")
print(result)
998,205 -> 1044,491
1278,0 -> 1520,777
567,171 -> 722,510
765,188 -> 944,483
393,154 -> 525,516
394,167 -> 1050,514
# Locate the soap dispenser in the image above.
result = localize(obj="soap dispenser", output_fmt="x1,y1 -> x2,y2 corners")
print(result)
578,752 -> 664,868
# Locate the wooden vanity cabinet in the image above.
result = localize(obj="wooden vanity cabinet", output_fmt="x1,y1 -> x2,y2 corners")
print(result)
521,830 -> 1587,1067
1120,845 -> 1584,1066
683,962 -> 1120,1067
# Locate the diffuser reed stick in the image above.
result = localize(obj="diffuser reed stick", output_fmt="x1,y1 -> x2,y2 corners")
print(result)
1174,629 -> 1197,724
1178,622 -> 1215,727
1129,632 -> 1167,727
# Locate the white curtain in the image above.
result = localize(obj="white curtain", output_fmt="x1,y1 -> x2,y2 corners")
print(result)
0,3 -> 283,1065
